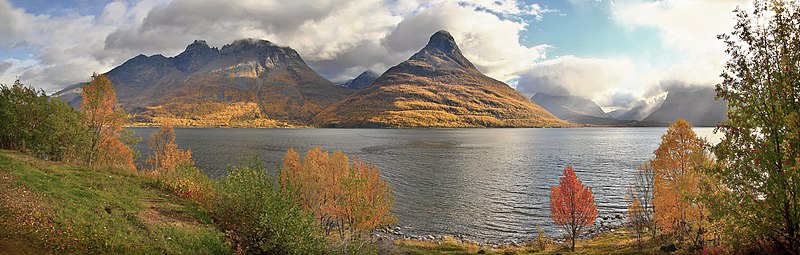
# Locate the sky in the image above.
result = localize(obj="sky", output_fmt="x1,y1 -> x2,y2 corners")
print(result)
0,0 -> 750,110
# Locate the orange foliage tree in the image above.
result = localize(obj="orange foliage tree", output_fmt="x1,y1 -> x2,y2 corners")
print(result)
81,74 -> 135,171
279,147 -> 395,238
652,119 -> 713,247
550,164 -> 598,251
341,159 -> 396,233
146,124 -> 193,172
143,125 -> 209,203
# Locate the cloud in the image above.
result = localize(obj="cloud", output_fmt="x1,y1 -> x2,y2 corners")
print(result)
0,0 -> 552,91
599,91 -> 639,109
0,61 -> 11,74
383,2 -> 549,81
0,0 -> 161,92
507,0 -> 749,109
514,56 -> 637,100
613,0 -> 748,86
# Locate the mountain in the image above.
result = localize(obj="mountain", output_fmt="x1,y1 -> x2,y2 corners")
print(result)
52,82 -> 83,108
312,31 -> 570,128
608,97 -> 665,121
55,39 -> 355,127
642,87 -> 726,126
529,93 -> 634,125
340,70 -> 379,89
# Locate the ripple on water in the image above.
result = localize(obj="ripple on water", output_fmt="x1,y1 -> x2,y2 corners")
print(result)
128,127 -> 723,242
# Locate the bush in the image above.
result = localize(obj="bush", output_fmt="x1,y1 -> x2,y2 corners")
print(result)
161,164 -> 215,204
212,157 -> 324,254
0,79 -> 88,162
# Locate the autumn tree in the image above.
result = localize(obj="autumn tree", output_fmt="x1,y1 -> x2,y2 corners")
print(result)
340,158 -> 396,236
82,74 -> 136,171
652,119 -> 713,248
712,1 -> 800,252
550,164 -> 598,251
279,147 -> 395,238
146,124 -> 193,172
627,162 -> 656,237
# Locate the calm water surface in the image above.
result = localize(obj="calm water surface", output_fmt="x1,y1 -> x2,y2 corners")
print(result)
129,127 -> 722,242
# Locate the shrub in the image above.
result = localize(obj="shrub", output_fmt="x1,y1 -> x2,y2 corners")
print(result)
161,164 -> 215,204
535,224 -> 549,251
212,157 -> 323,254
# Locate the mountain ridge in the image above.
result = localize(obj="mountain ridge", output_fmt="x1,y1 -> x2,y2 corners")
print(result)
56,38 -> 355,127
312,30 -> 571,128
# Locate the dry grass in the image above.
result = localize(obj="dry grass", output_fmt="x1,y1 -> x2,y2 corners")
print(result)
398,229 -> 669,255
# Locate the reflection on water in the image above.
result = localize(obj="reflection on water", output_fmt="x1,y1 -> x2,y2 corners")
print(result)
129,127 -> 722,242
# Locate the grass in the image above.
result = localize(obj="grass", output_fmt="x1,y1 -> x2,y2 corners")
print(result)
0,151 -> 230,254
397,230 -> 667,255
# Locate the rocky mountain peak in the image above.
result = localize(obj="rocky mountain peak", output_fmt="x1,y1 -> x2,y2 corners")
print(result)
409,30 -> 476,71
185,40 -> 211,51
426,30 -> 458,53
341,70 -> 379,89
174,40 -> 219,73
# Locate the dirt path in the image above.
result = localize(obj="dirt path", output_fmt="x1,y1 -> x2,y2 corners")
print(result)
138,194 -> 204,228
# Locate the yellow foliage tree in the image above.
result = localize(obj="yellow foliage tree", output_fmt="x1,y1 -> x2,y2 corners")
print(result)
652,119 -> 713,247
279,147 -> 395,238
146,124 -> 193,172
81,74 -> 135,171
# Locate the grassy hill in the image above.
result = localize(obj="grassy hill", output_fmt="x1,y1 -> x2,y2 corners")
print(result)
0,151 -> 229,254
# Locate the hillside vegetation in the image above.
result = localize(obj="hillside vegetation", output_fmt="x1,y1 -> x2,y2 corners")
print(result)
314,31 -> 571,128
0,151 -> 229,254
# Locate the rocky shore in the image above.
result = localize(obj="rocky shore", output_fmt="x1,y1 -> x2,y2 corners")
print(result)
373,213 -> 628,248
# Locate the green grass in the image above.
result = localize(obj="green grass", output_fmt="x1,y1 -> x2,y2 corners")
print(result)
0,151 -> 230,254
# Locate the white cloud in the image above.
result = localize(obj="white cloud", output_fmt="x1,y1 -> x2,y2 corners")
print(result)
510,0 -> 750,108
613,0 -> 749,88
383,2 -> 549,81
0,0 -> 552,91
0,0 -> 752,107
514,56 -> 639,100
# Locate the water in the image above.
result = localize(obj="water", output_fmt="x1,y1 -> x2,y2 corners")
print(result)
128,127 -> 723,242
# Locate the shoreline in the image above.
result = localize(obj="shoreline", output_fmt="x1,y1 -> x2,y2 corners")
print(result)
374,216 -> 627,248
124,124 -> 719,129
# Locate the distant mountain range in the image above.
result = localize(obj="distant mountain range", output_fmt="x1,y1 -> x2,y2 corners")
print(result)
606,97 -> 665,122
53,32 -> 726,128
530,93 -> 638,125
641,86 -> 726,126
312,31 -> 569,127
56,39 -> 354,126
339,70 -> 379,90
529,87 -> 724,127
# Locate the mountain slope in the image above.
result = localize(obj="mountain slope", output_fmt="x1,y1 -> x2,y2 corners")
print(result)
341,70 -> 379,89
56,39 -> 354,126
52,82 -> 83,108
312,31 -> 570,128
642,87 -> 726,126
608,97 -> 665,121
